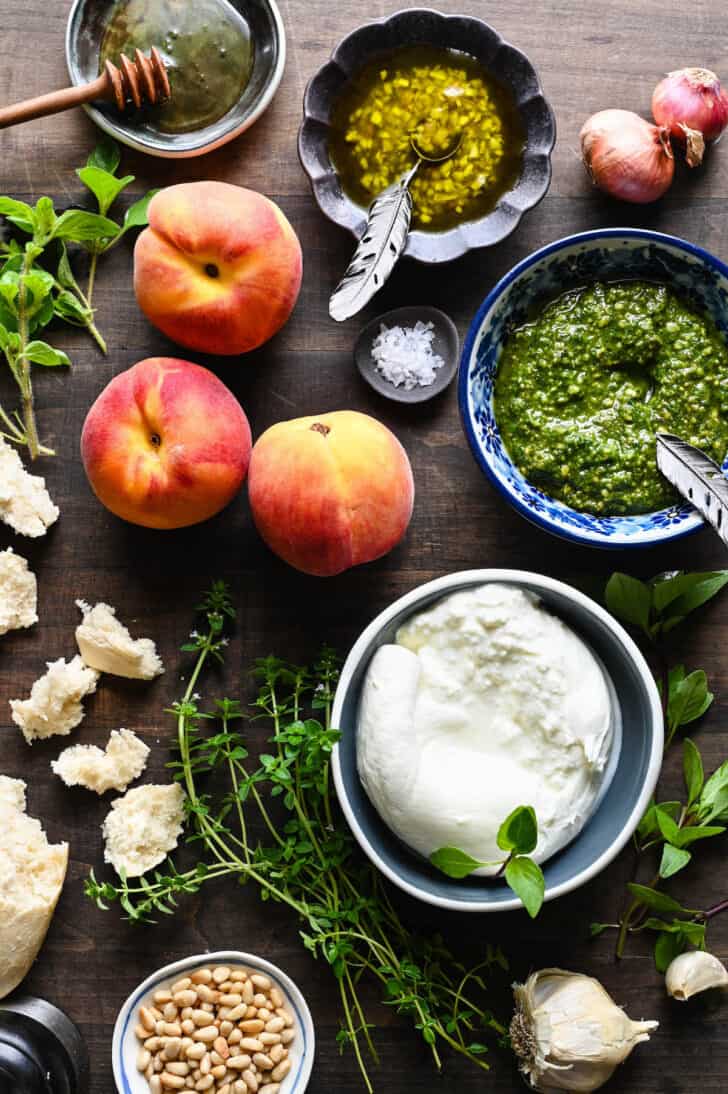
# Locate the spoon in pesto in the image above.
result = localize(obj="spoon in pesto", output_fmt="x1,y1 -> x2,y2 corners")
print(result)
329,127 -> 463,323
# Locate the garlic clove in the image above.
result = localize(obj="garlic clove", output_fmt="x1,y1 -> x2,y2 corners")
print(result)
511,968 -> 658,1092
665,950 -> 728,1001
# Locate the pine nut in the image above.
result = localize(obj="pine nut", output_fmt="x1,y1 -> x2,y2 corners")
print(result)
210,1051 -> 224,1066
220,1021 -> 234,1037
275,1008 -> 294,1028
160,1075 -> 185,1090
259,1086 -> 280,1094
200,1053 -> 211,1075
220,1087 -> 232,1094
269,988 -> 284,1009
227,1054 -> 251,1070
149,1078 -> 162,1094
145,1037 -> 162,1053
258,1033 -> 280,1047
213,1037 -> 230,1059
256,1009 -> 271,1022
280,1030 -> 294,1045
268,1045 -> 284,1064
191,969 -> 213,985
137,1048 -> 151,1072
163,1003 -> 179,1022
240,1038 -> 263,1053
192,1010 -> 211,1026
218,982 -> 235,993
211,1064 -> 227,1079
165,1062 -> 189,1076
212,967 -> 231,984
140,1007 -> 157,1031
271,1059 -> 291,1083
193,1026 -> 218,1043
264,1018 -> 284,1034
219,994 -> 242,1007
195,1078 -> 214,1092
197,985 -> 219,1004
163,1023 -> 183,1038
232,1083 -> 247,1094
231,971 -> 247,982
250,975 -> 271,992
242,1070 -> 258,1092
186,1044 -> 206,1061
181,1020 -> 196,1036
252,995 -> 267,1008
226,1004 -> 246,1022
174,990 -> 198,1008
240,1020 -> 264,1035
163,1038 -> 182,1060
241,982 -> 254,1005
154,1056 -> 164,1072
155,991 -> 173,1005
253,1053 -> 273,1071
172,978 -> 192,994
244,1006 -> 258,1019
228,1030 -> 242,1045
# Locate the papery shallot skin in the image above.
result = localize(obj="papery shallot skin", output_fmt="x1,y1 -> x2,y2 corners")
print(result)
580,109 -> 674,203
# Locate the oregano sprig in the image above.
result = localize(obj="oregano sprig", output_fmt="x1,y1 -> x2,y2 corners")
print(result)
0,136 -> 154,458
430,805 -> 545,918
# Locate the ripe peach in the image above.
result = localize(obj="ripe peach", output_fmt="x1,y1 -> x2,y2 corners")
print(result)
133,181 -> 302,356
248,410 -> 414,576
81,357 -> 251,529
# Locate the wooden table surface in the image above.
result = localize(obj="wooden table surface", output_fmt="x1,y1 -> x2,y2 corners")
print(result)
2,1 -> 728,1091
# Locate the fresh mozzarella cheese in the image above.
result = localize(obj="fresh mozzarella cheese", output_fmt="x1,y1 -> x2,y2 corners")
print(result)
357,584 -> 613,874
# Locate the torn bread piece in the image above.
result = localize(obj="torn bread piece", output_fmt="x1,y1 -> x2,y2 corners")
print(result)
0,547 -> 38,636
0,778 -> 68,999
52,728 -> 150,795
0,436 -> 59,538
75,600 -> 164,679
10,655 -> 99,743
0,774 -> 27,811
102,782 -> 185,878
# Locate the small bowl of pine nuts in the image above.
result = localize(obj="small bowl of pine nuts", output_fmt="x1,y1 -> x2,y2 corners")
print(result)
112,951 -> 314,1094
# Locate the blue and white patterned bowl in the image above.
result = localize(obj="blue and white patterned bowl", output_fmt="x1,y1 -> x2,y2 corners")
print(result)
459,228 -> 728,548
112,950 -> 314,1093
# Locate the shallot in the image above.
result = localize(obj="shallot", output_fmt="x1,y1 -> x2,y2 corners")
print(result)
580,109 -> 674,203
652,67 -> 728,167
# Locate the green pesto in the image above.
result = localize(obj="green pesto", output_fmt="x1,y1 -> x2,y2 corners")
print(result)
494,281 -> 728,515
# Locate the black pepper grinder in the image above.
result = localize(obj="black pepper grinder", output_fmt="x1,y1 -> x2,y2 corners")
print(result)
0,995 -> 88,1094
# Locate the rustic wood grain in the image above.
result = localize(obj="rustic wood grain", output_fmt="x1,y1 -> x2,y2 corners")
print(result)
1,1 -> 728,1091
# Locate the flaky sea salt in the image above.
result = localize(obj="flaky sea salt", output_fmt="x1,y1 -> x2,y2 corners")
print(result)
370,320 -> 445,391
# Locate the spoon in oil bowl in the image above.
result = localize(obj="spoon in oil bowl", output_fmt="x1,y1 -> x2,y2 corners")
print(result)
329,127 -> 463,323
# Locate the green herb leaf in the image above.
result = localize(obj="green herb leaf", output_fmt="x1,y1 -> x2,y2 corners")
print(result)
674,824 -> 725,847
0,196 -> 35,234
50,209 -> 120,243
86,135 -> 121,174
122,190 -> 158,232
24,341 -> 70,367
660,571 -> 728,630
56,245 -> 77,290
655,806 -> 681,845
697,761 -> 728,823
429,846 -> 485,879
497,805 -> 538,855
627,883 -> 694,916
53,290 -> 90,326
589,923 -> 612,938
77,166 -> 134,216
659,843 -> 691,879
504,856 -> 545,918
605,573 -> 651,633
668,669 -> 713,734
654,929 -> 685,973
32,196 -> 56,242
683,739 -> 704,806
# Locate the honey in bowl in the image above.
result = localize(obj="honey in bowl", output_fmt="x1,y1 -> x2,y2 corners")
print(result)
100,0 -> 254,134
328,45 -> 526,232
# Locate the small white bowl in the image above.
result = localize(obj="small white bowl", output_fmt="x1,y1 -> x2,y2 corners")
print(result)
113,950 -> 314,1093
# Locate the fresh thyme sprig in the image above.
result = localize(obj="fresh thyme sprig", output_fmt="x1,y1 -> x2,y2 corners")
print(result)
595,569 -> 728,967
85,582 -> 509,1091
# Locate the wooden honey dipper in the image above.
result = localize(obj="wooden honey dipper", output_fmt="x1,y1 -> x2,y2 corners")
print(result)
0,48 -> 171,130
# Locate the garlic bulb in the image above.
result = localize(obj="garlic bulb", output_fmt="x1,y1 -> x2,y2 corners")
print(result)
665,950 -> 728,1001
510,968 -> 658,1092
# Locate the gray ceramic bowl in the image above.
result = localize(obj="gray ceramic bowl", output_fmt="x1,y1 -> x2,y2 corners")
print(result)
66,0 -> 286,158
354,305 -> 459,403
298,9 -> 555,263
332,570 -> 663,913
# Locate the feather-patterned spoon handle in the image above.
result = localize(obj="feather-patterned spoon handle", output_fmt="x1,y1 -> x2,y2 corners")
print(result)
328,162 -> 420,323
656,432 -> 728,548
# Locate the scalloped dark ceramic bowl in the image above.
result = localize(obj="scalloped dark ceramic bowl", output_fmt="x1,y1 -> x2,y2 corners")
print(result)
298,9 -> 555,263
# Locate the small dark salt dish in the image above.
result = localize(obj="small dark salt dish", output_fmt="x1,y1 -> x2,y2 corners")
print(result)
298,8 -> 556,263
354,306 -> 459,404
